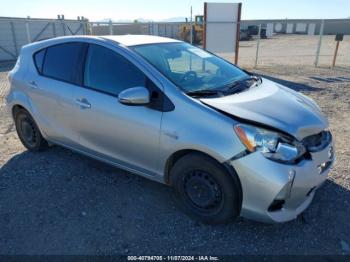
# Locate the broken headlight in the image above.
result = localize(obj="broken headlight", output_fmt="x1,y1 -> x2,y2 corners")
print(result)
234,124 -> 306,163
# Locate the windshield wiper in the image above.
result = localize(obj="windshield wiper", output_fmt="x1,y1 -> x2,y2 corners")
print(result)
186,76 -> 262,97
220,75 -> 262,94
250,75 -> 262,84
220,80 -> 247,94
186,89 -> 220,97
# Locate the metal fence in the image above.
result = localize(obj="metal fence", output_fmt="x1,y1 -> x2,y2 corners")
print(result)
237,19 -> 350,69
0,17 -> 185,62
1,16 -> 350,70
87,21 -> 183,39
0,16 -> 86,61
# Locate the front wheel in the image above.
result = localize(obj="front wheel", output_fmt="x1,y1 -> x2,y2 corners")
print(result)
14,109 -> 48,152
170,153 -> 241,224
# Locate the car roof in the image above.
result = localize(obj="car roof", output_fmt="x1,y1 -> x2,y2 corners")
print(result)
21,35 -> 181,54
101,35 -> 181,46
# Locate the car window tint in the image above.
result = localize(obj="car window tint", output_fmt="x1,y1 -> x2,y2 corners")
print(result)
34,49 -> 46,74
43,42 -> 86,85
84,44 -> 146,96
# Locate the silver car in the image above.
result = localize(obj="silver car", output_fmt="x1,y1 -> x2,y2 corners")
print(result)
6,35 -> 335,224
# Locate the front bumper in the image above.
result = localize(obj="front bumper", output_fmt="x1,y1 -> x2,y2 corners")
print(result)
230,141 -> 335,223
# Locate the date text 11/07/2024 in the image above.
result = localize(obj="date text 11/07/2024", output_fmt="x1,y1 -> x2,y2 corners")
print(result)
127,256 -> 220,261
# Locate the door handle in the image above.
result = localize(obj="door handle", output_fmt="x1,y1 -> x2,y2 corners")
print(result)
75,98 -> 91,109
28,80 -> 38,89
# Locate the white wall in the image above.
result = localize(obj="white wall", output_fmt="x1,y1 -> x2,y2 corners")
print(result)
205,3 -> 240,53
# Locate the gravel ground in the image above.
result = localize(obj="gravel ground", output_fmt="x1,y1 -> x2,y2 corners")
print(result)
220,34 -> 350,68
0,61 -> 349,255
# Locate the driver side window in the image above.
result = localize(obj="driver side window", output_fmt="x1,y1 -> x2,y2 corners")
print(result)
84,44 -> 146,96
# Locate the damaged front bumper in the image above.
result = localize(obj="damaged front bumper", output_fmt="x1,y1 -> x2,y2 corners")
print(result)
229,140 -> 335,223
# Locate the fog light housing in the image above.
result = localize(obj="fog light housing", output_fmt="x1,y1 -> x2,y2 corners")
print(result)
268,200 -> 285,212
275,170 -> 295,200
318,161 -> 332,174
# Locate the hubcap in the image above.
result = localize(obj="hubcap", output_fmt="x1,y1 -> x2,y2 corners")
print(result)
184,170 -> 222,210
20,118 -> 36,146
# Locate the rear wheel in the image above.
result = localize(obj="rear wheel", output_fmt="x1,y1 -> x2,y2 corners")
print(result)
170,153 -> 241,224
14,109 -> 48,152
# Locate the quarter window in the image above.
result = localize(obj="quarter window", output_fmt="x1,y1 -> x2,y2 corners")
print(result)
42,42 -> 86,85
84,44 -> 146,96
34,49 -> 46,74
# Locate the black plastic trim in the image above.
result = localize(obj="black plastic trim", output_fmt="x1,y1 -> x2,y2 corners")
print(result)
32,41 -> 175,113
223,163 -> 243,215
33,41 -> 88,86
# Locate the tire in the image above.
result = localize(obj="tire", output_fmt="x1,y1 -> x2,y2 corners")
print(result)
170,153 -> 241,225
14,109 -> 48,152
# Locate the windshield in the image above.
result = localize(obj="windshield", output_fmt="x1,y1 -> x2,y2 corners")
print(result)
132,42 -> 248,93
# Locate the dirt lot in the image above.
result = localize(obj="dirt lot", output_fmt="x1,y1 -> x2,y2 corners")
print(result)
0,61 -> 349,255
220,34 -> 350,69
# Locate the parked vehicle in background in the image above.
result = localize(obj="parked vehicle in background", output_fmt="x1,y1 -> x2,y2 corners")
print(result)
6,35 -> 335,224
178,15 -> 204,45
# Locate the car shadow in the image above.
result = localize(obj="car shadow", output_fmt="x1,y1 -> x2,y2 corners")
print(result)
0,147 -> 349,255
256,74 -> 323,93
0,61 -> 15,72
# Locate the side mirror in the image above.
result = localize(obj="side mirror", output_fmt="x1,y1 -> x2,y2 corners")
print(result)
118,86 -> 150,105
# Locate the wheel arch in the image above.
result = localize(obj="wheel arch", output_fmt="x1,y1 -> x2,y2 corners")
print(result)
11,103 -> 47,140
12,104 -> 28,119
164,149 -> 242,193
7,89 -> 35,120
164,149 -> 199,185
165,149 -> 243,217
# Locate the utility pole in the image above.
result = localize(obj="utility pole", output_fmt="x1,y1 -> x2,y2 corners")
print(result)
190,6 -> 193,44
314,19 -> 325,67
25,16 -> 31,43
254,24 -> 262,68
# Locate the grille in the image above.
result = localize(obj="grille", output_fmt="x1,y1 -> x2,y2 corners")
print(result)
302,131 -> 332,152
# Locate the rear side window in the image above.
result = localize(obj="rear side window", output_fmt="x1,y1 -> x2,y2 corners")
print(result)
43,42 -> 86,85
84,44 -> 146,96
34,49 -> 46,74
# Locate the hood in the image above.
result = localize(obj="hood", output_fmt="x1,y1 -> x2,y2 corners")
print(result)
200,78 -> 328,140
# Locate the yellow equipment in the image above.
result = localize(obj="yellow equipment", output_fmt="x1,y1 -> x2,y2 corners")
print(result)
179,15 -> 204,45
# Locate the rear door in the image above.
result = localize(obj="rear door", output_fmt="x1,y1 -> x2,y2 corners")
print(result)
73,43 -> 163,175
28,42 -> 87,146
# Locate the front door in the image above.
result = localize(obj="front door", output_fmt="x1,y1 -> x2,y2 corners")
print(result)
73,44 -> 162,176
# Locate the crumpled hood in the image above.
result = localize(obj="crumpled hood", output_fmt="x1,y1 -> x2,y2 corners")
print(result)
200,78 -> 328,140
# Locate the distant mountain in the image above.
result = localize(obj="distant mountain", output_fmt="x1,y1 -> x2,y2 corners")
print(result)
161,17 -> 189,22
133,18 -> 153,23
96,18 -> 132,23
96,16 -> 189,23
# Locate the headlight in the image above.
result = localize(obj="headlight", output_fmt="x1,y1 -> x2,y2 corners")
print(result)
234,124 -> 306,163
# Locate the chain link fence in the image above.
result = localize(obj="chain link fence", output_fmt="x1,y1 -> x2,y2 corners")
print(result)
1,16 -> 349,71
237,19 -> 350,69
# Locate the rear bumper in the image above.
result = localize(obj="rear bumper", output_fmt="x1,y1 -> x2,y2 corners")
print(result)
230,141 -> 335,223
